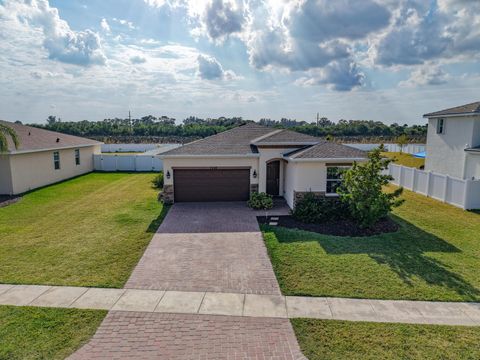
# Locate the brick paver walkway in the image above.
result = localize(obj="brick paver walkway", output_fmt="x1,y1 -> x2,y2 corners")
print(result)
125,203 -> 280,294
69,312 -> 306,360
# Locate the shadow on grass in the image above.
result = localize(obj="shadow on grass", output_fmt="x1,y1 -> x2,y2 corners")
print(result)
268,215 -> 480,300
146,205 -> 170,233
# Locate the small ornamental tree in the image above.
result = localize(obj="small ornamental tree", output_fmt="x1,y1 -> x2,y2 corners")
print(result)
338,148 -> 404,228
396,134 -> 408,153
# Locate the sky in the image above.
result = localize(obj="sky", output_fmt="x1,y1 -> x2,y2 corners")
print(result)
0,0 -> 479,125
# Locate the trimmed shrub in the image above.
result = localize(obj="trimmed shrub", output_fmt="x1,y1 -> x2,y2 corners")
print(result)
152,172 -> 164,189
248,192 -> 274,210
338,148 -> 404,228
292,192 -> 349,223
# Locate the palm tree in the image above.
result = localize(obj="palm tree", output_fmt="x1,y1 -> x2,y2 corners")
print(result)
0,123 -> 20,153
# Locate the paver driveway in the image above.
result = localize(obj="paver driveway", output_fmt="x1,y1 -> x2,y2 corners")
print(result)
70,312 -> 305,360
73,202 -> 304,359
125,202 -> 281,295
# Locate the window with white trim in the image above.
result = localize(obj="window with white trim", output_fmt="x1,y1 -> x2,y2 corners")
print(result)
53,151 -> 60,170
75,149 -> 80,165
436,118 -> 445,134
326,166 -> 350,195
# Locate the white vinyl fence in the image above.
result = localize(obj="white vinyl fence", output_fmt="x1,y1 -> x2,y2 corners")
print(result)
101,144 -> 160,153
94,154 -> 164,172
94,144 -> 182,172
347,143 -> 425,155
387,164 -> 480,210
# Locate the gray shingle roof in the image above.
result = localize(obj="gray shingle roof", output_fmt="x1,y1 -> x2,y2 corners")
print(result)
423,101 -> 480,117
0,120 -> 102,153
161,123 -> 276,156
254,129 -> 319,144
285,142 -> 367,159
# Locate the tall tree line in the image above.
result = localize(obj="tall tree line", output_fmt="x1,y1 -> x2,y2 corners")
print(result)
32,115 -> 427,142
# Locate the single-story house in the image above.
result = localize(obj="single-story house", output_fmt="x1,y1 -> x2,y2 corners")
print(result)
424,101 -> 480,179
160,123 -> 367,208
0,120 -> 102,195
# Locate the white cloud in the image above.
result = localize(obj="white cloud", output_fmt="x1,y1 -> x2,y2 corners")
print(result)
399,65 -> 449,87
296,59 -> 365,91
0,0 -> 106,66
112,18 -> 137,30
287,0 -> 390,41
100,18 -> 111,33
130,55 -> 147,64
373,0 -> 480,66
144,0 -> 168,7
203,0 -> 244,41
197,54 -> 237,80
138,0 -> 480,92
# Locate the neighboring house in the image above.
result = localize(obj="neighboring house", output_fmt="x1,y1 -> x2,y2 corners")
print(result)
424,101 -> 480,180
160,123 -> 366,208
0,120 -> 102,195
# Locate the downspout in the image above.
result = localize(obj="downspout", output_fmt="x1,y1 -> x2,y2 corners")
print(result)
462,143 -> 469,180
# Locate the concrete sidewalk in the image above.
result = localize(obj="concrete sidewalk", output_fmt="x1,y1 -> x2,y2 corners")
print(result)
1,284 -> 479,326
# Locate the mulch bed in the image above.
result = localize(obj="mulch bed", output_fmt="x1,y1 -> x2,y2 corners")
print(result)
257,215 -> 399,237
0,195 -> 21,208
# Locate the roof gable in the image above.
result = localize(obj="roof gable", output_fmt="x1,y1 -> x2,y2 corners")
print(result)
0,120 -> 102,154
253,129 -> 319,144
423,101 -> 480,118
285,142 -> 367,160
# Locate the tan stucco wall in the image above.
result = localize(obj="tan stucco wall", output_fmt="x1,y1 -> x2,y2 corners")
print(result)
163,157 -> 259,187
283,161 -> 328,208
283,161 -> 296,208
258,148 -> 297,193
0,155 -> 13,195
293,162 -> 328,192
284,160 -> 364,208
9,145 -> 101,194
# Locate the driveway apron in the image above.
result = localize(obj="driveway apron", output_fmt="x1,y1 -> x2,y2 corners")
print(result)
72,202 -> 305,359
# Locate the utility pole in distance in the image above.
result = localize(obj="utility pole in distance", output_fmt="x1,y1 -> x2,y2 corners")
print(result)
316,112 -> 319,126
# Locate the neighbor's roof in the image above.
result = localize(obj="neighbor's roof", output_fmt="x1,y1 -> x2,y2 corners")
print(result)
161,123 -> 319,156
0,120 -> 102,154
284,142 -> 367,160
423,101 -> 480,118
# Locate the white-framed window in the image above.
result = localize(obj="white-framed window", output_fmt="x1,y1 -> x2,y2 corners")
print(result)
436,118 -> 445,134
53,151 -> 60,170
326,166 -> 350,195
75,149 -> 80,165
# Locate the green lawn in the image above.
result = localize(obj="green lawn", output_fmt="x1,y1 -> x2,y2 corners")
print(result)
382,151 -> 425,168
263,187 -> 480,301
292,319 -> 480,360
0,172 -> 166,288
0,306 -> 106,360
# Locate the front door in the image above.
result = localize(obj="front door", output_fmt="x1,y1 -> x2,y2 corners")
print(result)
266,161 -> 280,196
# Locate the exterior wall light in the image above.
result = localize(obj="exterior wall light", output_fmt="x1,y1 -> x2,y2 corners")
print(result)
166,170 -> 171,179
253,170 -> 257,178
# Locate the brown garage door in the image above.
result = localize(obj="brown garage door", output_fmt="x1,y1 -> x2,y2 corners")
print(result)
174,168 -> 250,202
